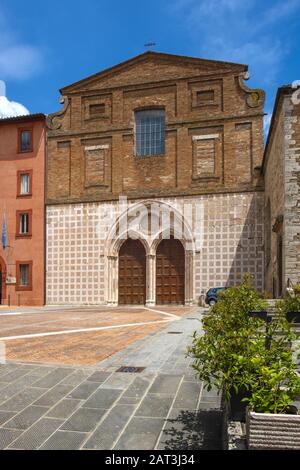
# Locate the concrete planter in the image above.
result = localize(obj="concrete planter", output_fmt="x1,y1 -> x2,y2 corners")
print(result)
286,311 -> 300,324
246,409 -> 300,450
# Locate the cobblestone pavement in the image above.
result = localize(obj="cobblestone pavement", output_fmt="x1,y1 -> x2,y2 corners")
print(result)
0,308 -> 222,450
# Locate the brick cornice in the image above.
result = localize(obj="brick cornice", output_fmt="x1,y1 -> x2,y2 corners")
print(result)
62,70 -> 243,97
47,112 -> 264,140
46,185 -> 264,206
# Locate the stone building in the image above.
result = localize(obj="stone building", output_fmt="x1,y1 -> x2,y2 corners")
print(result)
0,114 -> 46,306
46,51 -> 265,306
263,85 -> 300,297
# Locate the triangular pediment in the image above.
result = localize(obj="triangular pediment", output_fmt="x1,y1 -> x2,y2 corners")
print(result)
60,51 -> 247,94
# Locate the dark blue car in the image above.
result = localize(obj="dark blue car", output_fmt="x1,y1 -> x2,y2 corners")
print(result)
205,287 -> 226,306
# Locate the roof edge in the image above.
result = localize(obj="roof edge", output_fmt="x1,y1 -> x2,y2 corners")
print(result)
262,85 -> 293,173
60,51 -> 248,94
0,113 -> 46,125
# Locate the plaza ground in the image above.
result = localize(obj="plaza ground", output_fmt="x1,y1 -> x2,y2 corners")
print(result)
0,305 -> 222,450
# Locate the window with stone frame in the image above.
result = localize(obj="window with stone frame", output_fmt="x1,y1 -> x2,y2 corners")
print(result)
16,261 -> 33,291
16,210 -> 32,237
18,128 -> 33,153
17,170 -> 33,197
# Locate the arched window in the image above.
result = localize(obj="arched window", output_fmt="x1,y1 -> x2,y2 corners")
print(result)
135,109 -> 165,156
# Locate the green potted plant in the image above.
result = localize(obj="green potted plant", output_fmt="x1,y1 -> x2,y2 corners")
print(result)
189,275 -> 300,450
188,275 -> 267,418
277,285 -> 300,324
244,337 -> 300,449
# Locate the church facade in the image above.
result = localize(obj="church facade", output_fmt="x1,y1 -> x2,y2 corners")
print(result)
46,51 -> 265,306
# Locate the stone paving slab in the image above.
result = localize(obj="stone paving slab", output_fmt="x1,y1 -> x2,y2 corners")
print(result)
83,404 -> 136,450
0,428 -> 22,450
67,381 -> 99,399
4,405 -> 48,430
135,394 -> 174,418
46,399 -> 82,419
8,418 -> 64,450
149,375 -> 182,394
114,417 -> 165,450
0,386 -> 49,412
40,430 -> 88,450
100,372 -> 135,390
0,308 -> 223,450
32,368 -> 74,388
61,407 -> 106,433
0,411 -> 15,426
83,388 -> 122,409
172,381 -> 202,410
86,371 -> 111,383
33,384 -> 75,407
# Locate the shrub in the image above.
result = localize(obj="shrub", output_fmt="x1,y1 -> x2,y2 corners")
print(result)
189,275 -> 300,413
244,352 -> 300,414
188,275 -> 267,401
277,287 -> 300,318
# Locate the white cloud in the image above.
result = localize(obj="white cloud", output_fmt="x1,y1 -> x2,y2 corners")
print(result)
0,95 -> 29,118
0,9 -> 43,80
0,80 -> 29,118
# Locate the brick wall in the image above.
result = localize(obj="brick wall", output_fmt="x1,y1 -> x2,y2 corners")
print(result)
284,95 -> 300,287
46,52 -> 265,204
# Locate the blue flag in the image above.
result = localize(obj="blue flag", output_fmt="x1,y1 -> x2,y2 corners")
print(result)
2,216 -> 7,250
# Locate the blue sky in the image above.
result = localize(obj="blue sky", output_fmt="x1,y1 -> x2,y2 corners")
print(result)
0,0 -> 300,132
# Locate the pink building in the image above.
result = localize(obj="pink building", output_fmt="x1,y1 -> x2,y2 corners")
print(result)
0,114 -> 46,306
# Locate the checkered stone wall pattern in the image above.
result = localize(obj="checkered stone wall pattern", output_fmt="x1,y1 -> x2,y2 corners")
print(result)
46,192 -> 264,305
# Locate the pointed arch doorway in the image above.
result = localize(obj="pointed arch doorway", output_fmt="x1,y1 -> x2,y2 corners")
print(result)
156,238 -> 185,305
118,239 -> 146,305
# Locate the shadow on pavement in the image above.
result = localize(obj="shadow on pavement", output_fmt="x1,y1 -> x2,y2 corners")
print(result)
159,409 -> 223,450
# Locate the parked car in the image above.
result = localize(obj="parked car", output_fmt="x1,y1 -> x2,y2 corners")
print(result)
205,287 -> 226,306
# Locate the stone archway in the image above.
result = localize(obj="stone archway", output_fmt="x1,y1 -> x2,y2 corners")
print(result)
0,257 -> 6,305
105,200 -> 196,306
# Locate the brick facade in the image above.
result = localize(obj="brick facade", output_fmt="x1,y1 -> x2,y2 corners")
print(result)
46,193 -> 264,305
0,115 -> 46,306
46,52 -> 265,305
46,52 -> 264,204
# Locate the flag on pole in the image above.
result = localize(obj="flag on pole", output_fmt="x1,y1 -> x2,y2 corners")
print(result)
2,215 -> 7,250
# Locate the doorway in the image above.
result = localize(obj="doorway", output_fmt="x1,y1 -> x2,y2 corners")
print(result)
118,239 -> 146,305
156,238 -> 185,305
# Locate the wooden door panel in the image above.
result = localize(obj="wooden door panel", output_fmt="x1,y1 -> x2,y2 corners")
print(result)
119,239 -> 146,305
156,238 -> 185,305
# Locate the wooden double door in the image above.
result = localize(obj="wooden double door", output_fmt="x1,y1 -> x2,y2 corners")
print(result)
118,238 -> 185,305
